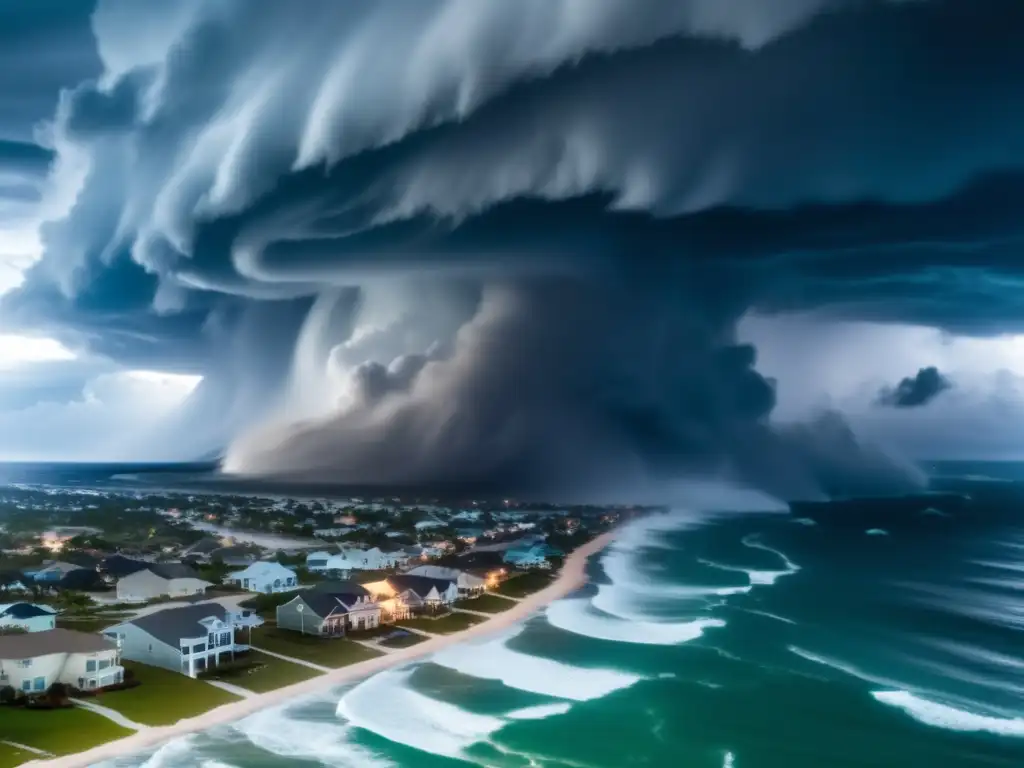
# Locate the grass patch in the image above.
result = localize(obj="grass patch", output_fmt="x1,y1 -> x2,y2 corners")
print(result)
396,612 -> 485,634
377,631 -> 428,649
56,617 -> 120,634
495,571 -> 555,598
205,651 -> 319,693
454,594 -> 517,613
0,743 -> 31,768
249,627 -> 383,668
0,706 -> 131,757
95,662 -> 240,726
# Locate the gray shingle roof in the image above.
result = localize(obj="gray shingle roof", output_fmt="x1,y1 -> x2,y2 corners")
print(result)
0,628 -> 115,659
148,563 -> 203,580
125,604 -> 228,647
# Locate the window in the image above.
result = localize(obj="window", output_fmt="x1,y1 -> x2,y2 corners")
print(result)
180,646 -> 189,655
16,659 -> 31,668
21,680 -> 30,691
208,633 -> 215,646
220,632 -> 231,646
193,643 -> 206,653
33,677 -> 45,692
98,659 -> 110,670
86,660 -> 97,672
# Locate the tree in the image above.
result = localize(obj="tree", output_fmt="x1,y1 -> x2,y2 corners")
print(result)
0,685 -> 17,704
0,626 -> 27,636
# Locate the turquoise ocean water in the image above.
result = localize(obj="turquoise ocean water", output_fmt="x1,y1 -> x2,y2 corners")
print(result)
102,466 -> 1024,768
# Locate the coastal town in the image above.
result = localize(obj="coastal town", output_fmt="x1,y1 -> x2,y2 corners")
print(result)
0,484 -> 640,766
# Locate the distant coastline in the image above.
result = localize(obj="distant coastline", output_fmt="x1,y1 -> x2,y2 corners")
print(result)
26,531 -> 617,768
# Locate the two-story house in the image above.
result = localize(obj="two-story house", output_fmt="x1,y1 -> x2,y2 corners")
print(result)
276,582 -> 381,636
361,574 -> 458,621
106,603 -> 263,678
0,628 -> 123,693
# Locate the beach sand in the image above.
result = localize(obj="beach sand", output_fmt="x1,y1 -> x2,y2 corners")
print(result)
28,531 -> 615,768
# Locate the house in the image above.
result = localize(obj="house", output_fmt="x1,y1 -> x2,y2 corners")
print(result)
362,575 -> 458,621
0,571 -> 28,593
339,546 -> 408,570
305,551 -> 334,572
404,565 -> 486,597
115,564 -> 212,602
55,568 -> 107,592
226,561 -> 298,593
455,528 -> 486,544
0,628 -> 123,693
106,603 -> 262,678
276,584 -> 381,636
503,543 -> 561,569
210,546 -> 260,567
99,555 -> 150,582
0,603 -> 57,633
24,561 -> 83,583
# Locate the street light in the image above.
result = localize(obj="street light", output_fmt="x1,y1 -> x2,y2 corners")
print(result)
297,602 -> 305,635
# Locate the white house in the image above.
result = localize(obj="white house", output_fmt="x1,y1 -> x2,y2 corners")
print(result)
0,603 -> 57,633
276,584 -> 381,636
403,565 -> 486,597
0,628 -> 123,693
340,546 -> 409,570
362,575 -> 459,621
226,562 -> 298,593
115,564 -> 213,602
106,603 -> 263,678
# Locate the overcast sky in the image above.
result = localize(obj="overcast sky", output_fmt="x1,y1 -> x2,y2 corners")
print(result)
0,1 -> 1022,498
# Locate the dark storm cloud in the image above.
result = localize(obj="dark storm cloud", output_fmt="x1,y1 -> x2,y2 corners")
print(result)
3,0 -> 1024,496
877,367 -> 953,409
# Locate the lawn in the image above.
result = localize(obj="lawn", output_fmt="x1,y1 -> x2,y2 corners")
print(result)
205,651 -> 320,693
0,706 -> 131,758
95,662 -> 240,725
495,571 -> 555,598
396,612 -> 485,634
249,627 -> 383,668
377,631 -> 428,649
0,743 -> 31,768
56,617 -> 121,634
454,594 -> 517,613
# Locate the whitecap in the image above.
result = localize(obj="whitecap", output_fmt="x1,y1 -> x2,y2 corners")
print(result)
723,751 -> 736,768
697,558 -> 791,588
920,507 -> 949,517
505,703 -> 573,720
741,535 -> 801,575
547,598 -> 725,645
741,607 -> 796,625
872,691 -> 1024,737
787,646 -> 906,689
234,700 -> 396,767
132,737 -> 199,768
431,626 -> 641,701
866,528 -> 889,536
791,517 -> 817,526
337,668 -> 505,759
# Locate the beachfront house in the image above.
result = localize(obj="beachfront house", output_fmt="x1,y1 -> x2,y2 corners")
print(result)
0,628 -> 123,693
403,565 -> 486,597
503,543 -> 561,569
106,603 -> 263,678
0,603 -> 57,633
362,575 -> 458,621
276,583 -> 381,636
115,563 -> 213,602
225,561 -> 298,593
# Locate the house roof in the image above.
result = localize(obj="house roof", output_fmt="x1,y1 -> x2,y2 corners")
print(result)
57,569 -> 106,591
298,592 -> 350,619
230,561 -> 295,580
101,555 -> 150,578
0,628 -> 115,659
404,565 -> 486,586
146,563 -> 204,581
0,602 -> 56,620
310,580 -> 369,597
123,604 -> 229,647
388,574 -> 453,599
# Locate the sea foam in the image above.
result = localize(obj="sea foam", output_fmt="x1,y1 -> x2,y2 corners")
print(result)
234,699 -> 396,767
431,626 -> 641,700
505,703 -> 573,720
337,668 -> 506,759
872,691 -> 1024,737
547,598 -> 725,644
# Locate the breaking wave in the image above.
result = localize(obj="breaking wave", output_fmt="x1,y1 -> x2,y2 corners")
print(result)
872,691 -> 1024,737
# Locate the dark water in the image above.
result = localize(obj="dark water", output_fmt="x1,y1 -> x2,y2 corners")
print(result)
81,469 -> 1023,768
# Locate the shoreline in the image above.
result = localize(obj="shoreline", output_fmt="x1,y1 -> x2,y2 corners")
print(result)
28,530 -> 617,768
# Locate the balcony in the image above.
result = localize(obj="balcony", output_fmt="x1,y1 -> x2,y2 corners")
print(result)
230,610 -> 265,628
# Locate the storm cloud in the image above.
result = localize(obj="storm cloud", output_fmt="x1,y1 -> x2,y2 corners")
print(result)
1,0 -> 1023,497
877,367 -> 953,409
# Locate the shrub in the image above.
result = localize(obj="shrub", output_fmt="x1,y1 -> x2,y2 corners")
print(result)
0,685 -> 18,704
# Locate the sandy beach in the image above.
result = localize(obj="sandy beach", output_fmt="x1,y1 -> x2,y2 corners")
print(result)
28,531 -> 616,768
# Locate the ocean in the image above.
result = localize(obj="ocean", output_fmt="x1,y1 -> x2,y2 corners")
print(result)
14,461 -> 1024,767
